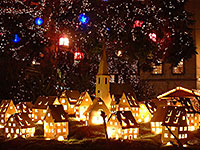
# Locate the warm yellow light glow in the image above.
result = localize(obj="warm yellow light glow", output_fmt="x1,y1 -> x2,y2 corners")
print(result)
92,116 -> 103,125
59,37 -> 69,46
58,136 -> 64,141
138,104 -> 151,123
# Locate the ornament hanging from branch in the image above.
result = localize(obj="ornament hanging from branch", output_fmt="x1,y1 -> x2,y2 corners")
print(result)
35,17 -> 43,26
79,14 -> 90,25
12,34 -> 20,43
148,33 -> 157,42
133,20 -> 143,28
74,51 -> 84,60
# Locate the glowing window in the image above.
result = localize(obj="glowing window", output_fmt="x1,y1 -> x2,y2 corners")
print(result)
16,129 -> 19,134
170,134 -> 174,139
184,127 -> 187,131
115,122 -> 117,126
48,113 -> 50,117
57,129 -> 61,133
13,123 -> 16,127
9,123 -> 11,126
124,129 -> 127,134
11,128 -> 14,133
152,60 -> 162,75
35,109 -> 38,112
62,99 -> 65,103
112,116 -> 115,120
110,121 -> 113,125
123,99 -> 125,103
5,128 -> 8,133
164,133 -> 168,138
50,122 -> 53,126
180,127 -> 183,131
171,127 -> 175,131
179,134 -> 182,139
172,59 -> 184,74
64,105 -> 67,110
86,98 -> 88,101
11,118 -> 13,122
63,128 -> 66,132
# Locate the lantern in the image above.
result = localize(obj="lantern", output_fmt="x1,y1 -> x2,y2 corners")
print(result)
35,17 -> 43,26
74,51 -> 84,60
79,14 -> 90,24
59,37 -> 69,46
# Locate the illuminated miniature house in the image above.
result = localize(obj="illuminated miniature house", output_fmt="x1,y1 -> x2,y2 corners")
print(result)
117,93 -> 140,118
161,106 -> 188,145
0,100 -> 17,128
44,105 -> 68,141
157,86 -> 200,131
75,92 -> 93,121
107,111 -> 139,140
59,90 -> 80,115
32,96 -> 60,124
16,102 -> 33,119
151,106 -> 188,144
5,113 -> 35,139
84,97 -> 111,126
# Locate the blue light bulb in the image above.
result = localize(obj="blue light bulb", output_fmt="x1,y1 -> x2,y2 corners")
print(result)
12,34 -> 20,43
79,14 -> 89,24
35,17 -> 43,26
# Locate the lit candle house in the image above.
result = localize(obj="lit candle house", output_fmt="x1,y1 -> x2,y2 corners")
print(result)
59,90 -> 80,115
16,102 -> 33,119
75,92 -> 92,121
117,93 -> 140,118
5,113 -> 35,139
161,106 -> 188,145
0,100 -> 17,128
186,112 -> 199,131
44,105 -> 68,141
107,111 -> 139,140
84,97 -> 111,126
32,96 -> 60,124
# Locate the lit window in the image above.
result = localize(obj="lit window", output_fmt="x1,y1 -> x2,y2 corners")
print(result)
110,121 -> 113,125
170,134 -> 174,139
129,129 -> 132,133
86,98 -> 88,101
179,134 -> 182,139
5,128 -> 8,133
1,119 -> 4,123
152,128 -> 155,132
43,110 -> 46,113
57,129 -> 61,133
50,122 -> 53,126
134,135 -> 137,138
184,127 -> 187,131
1,114 -> 4,117
134,128 -> 137,133
172,59 -> 184,74
10,106 -> 13,109
164,133 -> 168,138
182,116 -> 185,120
124,129 -> 127,133
62,99 -> 65,103
115,122 -> 117,126
9,123 -> 11,126
63,128 -> 66,132
64,105 -> 67,110
152,60 -> 162,75
48,113 -> 50,117
156,122 -> 159,127
120,108 -> 123,111
185,134 -> 187,138
123,99 -> 125,103
49,129 -> 51,133
57,123 -> 60,126
125,107 -> 129,111
13,123 -> 16,127
35,115 -> 37,119
124,135 -> 127,139
11,118 -> 13,122
16,129 -> 19,134
171,127 -> 175,131
182,134 -> 185,138
151,122 -> 155,127
35,109 -> 38,112
180,127 -> 183,131
11,128 -> 14,133
112,116 -> 115,120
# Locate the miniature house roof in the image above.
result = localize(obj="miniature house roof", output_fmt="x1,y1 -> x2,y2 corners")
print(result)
16,102 -> 33,113
76,92 -> 91,107
84,97 -> 110,116
114,111 -> 139,129
0,100 -> 13,114
47,105 -> 68,123
33,96 -> 58,109
157,87 -> 200,99
7,113 -> 35,128
60,90 -> 80,105
151,106 -> 187,127
144,101 -> 157,114
97,46 -> 108,75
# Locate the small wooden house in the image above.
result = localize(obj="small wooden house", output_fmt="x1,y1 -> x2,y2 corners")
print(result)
75,92 -> 92,121
5,113 -> 35,138
0,100 -> 17,128
44,105 -> 68,141
59,90 -> 80,115
117,93 -> 140,118
150,106 -> 188,144
186,113 -> 199,131
16,102 -> 33,119
161,106 -> 188,145
107,111 -> 139,140
32,96 -> 60,124
84,97 -> 111,126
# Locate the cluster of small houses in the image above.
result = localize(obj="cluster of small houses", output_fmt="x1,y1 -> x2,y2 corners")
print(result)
0,49 -> 200,145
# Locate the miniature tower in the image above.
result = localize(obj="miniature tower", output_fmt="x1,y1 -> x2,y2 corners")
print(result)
95,46 -> 111,108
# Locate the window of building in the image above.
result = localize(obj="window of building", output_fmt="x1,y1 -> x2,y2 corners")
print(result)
172,59 -> 184,74
164,133 -> 168,138
110,75 -> 115,83
152,60 -> 163,75
105,78 -> 107,84
98,90 -> 100,93
98,78 -> 100,84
